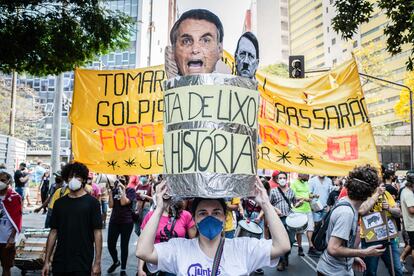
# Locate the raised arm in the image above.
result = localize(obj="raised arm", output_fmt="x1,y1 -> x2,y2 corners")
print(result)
136,182 -> 168,264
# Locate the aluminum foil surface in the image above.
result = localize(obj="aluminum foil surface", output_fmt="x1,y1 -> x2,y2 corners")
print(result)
163,74 -> 258,198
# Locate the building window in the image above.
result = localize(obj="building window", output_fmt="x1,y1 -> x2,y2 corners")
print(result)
328,47 -> 330,53
327,26 -> 329,32
326,7 -> 328,13
353,41 -> 358,48
333,58 -> 337,65
332,38 -> 336,45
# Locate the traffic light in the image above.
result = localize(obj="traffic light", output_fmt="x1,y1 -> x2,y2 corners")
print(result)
289,55 -> 305,78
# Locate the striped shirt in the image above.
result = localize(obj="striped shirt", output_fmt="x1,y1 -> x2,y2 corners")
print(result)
270,187 -> 296,217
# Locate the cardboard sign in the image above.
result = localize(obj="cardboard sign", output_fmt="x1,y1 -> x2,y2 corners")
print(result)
361,212 -> 398,242
163,74 -> 258,197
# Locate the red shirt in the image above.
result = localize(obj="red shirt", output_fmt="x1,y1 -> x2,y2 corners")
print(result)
338,187 -> 348,199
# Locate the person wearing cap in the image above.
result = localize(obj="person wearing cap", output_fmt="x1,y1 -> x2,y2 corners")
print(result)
34,171 -> 66,228
269,170 -> 280,189
399,171 -> 414,273
136,178 -> 290,275
0,171 -> 22,276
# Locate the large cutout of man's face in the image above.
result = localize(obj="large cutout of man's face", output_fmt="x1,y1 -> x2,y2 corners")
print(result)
235,35 -> 259,79
173,18 -> 223,76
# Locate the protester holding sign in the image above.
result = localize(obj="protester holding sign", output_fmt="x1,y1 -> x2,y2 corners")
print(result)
136,179 -> 290,275
316,165 -> 386,276
358,183 -> 402,276
400,171 -> 414,273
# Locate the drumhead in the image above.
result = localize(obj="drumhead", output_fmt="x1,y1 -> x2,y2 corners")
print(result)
238,220 -> 263,234
286,213 -> 308,228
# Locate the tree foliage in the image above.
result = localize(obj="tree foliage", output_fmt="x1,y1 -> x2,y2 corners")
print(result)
260,63 -> 288,77
394,71 -> 414,121
0,0 -> 133,76
0,77 -> 43,141
332,0 -> 414,70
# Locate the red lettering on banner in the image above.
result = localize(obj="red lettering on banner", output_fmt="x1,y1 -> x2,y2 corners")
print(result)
259,125 -> 290,146
326,135 -> 358,161
99,124 -> 158,151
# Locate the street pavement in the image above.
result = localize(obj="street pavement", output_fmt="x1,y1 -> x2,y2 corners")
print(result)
5,189 -> 411,275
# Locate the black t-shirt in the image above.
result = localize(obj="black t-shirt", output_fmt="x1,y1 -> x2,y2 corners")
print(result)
327,190 -> 340,207
14,170 -> 28,187
385,184 -> 399,200
50,193 -> 102,273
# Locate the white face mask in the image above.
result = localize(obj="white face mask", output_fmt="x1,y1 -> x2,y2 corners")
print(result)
278,179 -> 287,187
0,181 -> 8,191
68,178 -> 82,191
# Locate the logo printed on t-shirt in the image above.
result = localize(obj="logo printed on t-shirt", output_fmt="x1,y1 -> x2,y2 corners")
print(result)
187,263 -> 221,276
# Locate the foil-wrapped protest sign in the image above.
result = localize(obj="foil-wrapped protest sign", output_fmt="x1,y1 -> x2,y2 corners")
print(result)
163,74 -> 258,198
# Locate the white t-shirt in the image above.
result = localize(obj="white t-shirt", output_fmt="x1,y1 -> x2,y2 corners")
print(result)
0,197 -> 14,243
148,237 -> 278,276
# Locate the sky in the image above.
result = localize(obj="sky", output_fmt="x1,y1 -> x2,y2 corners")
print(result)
177,0 -> 251,55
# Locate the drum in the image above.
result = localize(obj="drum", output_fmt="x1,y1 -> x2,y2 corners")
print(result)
286,212 -> 308,233
235,219 -> 263,239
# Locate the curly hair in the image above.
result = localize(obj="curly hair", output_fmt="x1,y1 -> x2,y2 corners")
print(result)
347,165 -> 379,201
61,162 -> 89,184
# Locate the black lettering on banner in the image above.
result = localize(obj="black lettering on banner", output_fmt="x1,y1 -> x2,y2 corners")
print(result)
140,149 -> 163,170
338,103 -> 352,128
312,108 -> 326,130
164,92 -> 175,124
349,99 -> 366,125
170,131 -> 181,173
198,136 -> 213,172
126,72 -> 141,94
202,96 -> 213,118
299,109 -> 311,128
97,73 -> 112,96
126,102 -> 138,124
188,92 -> 203,120
232,135 -> 254,174
112,102 -> 124,126
325,105 -> 341,129
183,131 -> 196,171
286,107 -> 299,126
359,98 -> 370,123
275,102 -> 286,124
154,70 -> 165,92
96,101 -> 110,126
246,97 -> 257,127
171,94 -> 184,122
213,134 -> 229,173
233,91 -> 249,124
140,71 -> 154,94
259,146 -> 271,161
114,73 -> 125,96
138,100 -> 150,123
217,89 -> 231,121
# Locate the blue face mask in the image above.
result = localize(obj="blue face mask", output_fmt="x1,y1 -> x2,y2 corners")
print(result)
197,216 -> 223,240
140,176 -> 148,184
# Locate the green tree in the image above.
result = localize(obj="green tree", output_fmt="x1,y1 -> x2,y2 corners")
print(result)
0,0 -> 133,76
260,63 -> 288,77
332,0 -> 414,70
0,77 -> 43,141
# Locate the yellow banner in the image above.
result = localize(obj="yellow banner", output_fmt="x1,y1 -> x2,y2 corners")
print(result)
70,58 -> 380,175
70,65 -> 165,174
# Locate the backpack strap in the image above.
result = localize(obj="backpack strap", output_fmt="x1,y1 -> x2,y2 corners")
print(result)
211,237 -> 225,276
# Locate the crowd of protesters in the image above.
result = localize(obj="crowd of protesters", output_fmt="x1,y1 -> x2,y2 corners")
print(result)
1,161 -> 414,275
